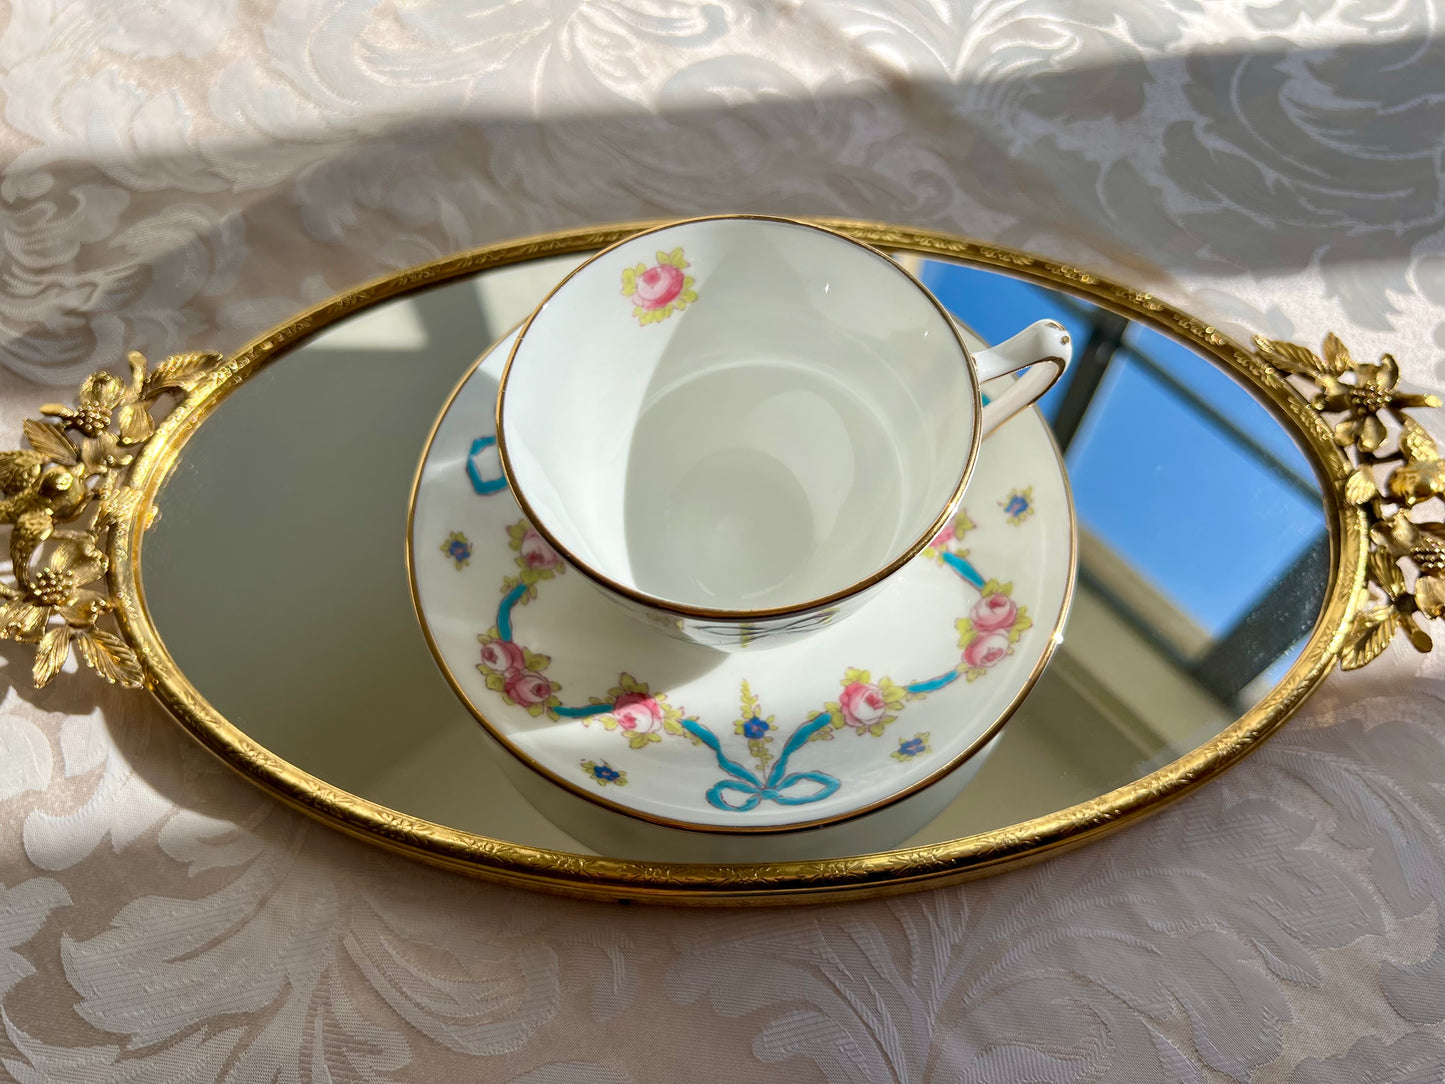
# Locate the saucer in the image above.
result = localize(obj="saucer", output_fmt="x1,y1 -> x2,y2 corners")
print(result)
408,327 -> 1075,834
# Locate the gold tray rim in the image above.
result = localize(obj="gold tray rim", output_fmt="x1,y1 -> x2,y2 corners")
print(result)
106,220 -> 1364,906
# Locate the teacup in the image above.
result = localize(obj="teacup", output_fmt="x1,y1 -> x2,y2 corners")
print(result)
496,215 -> 1070,648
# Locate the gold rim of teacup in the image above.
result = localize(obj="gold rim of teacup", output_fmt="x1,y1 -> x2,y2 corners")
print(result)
492,213 -> 986,624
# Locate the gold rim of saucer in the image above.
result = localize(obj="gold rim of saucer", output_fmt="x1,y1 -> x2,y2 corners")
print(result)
493,214 -> 987,624
404,321 -> 1076,834
107,220 -> 1363,905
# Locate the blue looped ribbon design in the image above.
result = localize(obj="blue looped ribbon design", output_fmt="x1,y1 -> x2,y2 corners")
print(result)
467,435 -> 508,495
684,715 -> 840,811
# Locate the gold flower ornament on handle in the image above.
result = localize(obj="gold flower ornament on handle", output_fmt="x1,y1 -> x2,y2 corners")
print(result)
1253,332 -> 1444,668
0,349 -> 220,688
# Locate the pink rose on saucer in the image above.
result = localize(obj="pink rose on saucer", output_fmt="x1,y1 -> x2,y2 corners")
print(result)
612,691 -> 664,732
480,638 -> 526,674
505,669 -> 553,707
962,632 -> 1009,670
631,263 -> 685,311
519,528 -> 561,570
971,593 -> 1018,633
839,681 -> 887,730
930,524 -> 955,550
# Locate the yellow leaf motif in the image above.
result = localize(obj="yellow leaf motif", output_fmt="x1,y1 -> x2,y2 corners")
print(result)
956,617 -> 976,649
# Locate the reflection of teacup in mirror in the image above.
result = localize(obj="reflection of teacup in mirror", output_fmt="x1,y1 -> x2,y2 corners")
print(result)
496,215 -> 1071,649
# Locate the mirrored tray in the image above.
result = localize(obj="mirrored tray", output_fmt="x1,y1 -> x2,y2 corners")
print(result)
8,221 -> 1440,904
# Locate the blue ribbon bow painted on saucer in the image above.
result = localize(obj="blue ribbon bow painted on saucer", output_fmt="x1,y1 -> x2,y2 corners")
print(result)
682,714 -> 840,811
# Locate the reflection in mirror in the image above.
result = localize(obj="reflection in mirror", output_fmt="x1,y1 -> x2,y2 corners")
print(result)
140,249 -> 1329,857
905,258 -> 1327,831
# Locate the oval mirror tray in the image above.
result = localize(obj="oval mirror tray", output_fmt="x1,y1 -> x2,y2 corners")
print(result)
9,221 -> 1440,904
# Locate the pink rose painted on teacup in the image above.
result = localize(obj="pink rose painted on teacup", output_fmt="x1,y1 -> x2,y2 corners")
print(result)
838,681 -> 888,730
622,250 -> 698,325
633,263 -> 685,310
971,593 -> 1018,633
930,523 -> 956,550
611,691 -> 664,733
519,528 -> 560,570
480,638 -> 526,675
504,669 -> 553,707
962,632 -> 1009,670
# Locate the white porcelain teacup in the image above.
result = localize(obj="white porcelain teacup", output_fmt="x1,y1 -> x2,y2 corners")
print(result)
496,216 -> 1070,648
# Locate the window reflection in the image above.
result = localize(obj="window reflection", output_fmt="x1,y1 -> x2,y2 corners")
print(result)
913,258 -> 1328,767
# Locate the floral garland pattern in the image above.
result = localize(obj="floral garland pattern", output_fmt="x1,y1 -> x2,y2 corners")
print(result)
455,484 -> 1031,812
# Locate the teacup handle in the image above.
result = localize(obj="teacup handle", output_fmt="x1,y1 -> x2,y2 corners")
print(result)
964,318 -> 1073,437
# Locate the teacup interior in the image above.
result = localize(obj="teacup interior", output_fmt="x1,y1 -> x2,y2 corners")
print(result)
500,218 -> 977,611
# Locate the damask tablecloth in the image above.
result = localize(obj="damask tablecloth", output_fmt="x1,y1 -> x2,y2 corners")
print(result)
3,2 -> 1445,1080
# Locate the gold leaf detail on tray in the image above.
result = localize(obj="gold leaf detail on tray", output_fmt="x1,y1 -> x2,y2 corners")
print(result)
32,624 -> 71,687
75,628 -> 145,687
22,419 -> 78,464
1255,334 -> 1444,668
0,350 -> 223,689
142,349 -> 221,397
1341,606 -> 1398,670
1369,544 -> 1407,600
1253,336 -> 1326,378
1345,464 -> 1378,505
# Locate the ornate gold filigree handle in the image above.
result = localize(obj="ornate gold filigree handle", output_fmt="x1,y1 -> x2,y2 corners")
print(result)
0,350 -> 220,687
1253,333 -> 1444,669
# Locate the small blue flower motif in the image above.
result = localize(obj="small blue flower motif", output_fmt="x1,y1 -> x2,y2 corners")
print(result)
581,759 -> 626,786
1001,487 -> 1035,526
442,531 -> 473,569
742,715 -> 771,740
892,732 -> 931,762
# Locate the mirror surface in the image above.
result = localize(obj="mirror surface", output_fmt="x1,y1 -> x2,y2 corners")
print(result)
141,250 -> 1329,857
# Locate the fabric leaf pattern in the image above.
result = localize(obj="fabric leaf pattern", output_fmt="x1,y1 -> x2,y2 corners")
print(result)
1,2 -> 1445,1081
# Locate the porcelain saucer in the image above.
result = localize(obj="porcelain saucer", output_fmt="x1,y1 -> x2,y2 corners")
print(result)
408,326 -> 1075,844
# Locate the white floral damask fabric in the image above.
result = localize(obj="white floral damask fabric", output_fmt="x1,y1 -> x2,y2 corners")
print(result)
3,1 -> 1445,1079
